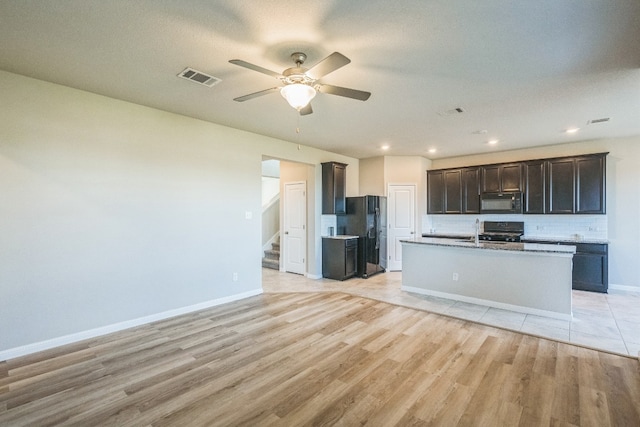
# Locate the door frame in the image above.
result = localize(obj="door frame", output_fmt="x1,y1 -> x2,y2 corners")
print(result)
387,183 -> 417,271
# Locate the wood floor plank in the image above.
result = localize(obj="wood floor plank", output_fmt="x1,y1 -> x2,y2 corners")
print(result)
1,291 -> 638,426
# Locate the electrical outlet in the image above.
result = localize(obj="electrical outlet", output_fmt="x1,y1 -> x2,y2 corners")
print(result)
452,273 -> 459,281
232,272 -> 238,282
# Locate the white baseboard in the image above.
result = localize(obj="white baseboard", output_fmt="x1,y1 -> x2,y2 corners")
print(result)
402,285 -> 573,321
0,288 -> 263,362
306,273 -> 322,280
608,283 -> 640,293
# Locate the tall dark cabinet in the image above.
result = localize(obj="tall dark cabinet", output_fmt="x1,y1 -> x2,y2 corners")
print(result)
322,161 -> 347,215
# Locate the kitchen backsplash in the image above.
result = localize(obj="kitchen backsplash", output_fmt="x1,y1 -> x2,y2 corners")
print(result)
321,215 -> 338,237
422,214 -> 608,242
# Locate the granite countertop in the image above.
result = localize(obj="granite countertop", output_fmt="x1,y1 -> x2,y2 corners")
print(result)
322,235 -> 359,240
521,236 -> 609,245
402,237 -> 576,255
421,233 -> 473,239
421,233 -> 609,245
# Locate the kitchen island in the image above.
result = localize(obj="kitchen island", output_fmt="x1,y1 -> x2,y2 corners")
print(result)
401,237 -> 576,320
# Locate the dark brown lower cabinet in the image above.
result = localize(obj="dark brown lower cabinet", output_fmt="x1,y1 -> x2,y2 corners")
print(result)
523,240 -> 608,293
572,243 -> 608,293
322,237 -> 358,281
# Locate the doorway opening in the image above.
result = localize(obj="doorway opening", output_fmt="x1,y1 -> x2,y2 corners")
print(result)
261,157 -> 313,277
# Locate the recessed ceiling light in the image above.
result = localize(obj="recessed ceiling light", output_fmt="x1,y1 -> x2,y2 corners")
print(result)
428,148 -> 437,154
565,127 -> 580,134
487,139 -> 499,145
381,144 -> 390,150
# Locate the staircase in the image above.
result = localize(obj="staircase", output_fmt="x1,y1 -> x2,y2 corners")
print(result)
262,239 -> 280,270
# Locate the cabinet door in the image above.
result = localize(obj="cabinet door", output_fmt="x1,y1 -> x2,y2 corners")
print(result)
322,162 -> 347,215
333,163 -> 346,214
546,158 -> 575,214
573,252 -> 608,292
481,165 -> 501,193
462,167 -> 480,213
576,155 -> 605,214
501,163 -> 522,192
345,241 -> 357,277
523,161 -> 545,214
427,170 -> 445,214
444,169 -> 462,213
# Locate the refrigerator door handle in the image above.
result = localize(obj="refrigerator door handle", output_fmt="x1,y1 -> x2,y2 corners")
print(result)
374,208 -> 381,249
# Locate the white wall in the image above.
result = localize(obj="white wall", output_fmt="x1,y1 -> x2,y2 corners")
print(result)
429,138 -> 640,290
0,70 -> 358,357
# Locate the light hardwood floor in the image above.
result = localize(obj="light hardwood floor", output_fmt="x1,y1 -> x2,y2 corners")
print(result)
1,291 -> 639,426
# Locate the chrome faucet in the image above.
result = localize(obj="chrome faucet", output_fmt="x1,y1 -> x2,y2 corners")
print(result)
475,218 -> 480,246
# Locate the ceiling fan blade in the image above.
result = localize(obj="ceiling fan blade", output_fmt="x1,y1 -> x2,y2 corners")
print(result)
229,59 -> 282,79
306,52 -> 351,79
233,87 -> 280,102
319,84 -> 371,101
299,103 -> 313,116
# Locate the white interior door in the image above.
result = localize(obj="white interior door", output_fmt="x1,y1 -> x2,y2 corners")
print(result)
284,181 -> 306,275
387,184 -> 416,271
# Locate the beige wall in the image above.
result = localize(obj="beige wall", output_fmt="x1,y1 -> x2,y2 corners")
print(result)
430,138 -> 640,289
359,157 -> 385,195
0,70 -> 358,356
360,155 -> 433,235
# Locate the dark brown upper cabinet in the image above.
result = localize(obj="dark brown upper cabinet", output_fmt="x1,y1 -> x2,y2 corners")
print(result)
427,170 -> 445,214
575,155 -> 606,214
523,160 -> 545,214
546,158 -> 576,214
322,161 -> 347,215
427,152 -> 606,215
462,167 -> 481,213
481,163 -> 522,193
546,154 -> 606,214
428,167 -> 480,214
444,169 -> 462,214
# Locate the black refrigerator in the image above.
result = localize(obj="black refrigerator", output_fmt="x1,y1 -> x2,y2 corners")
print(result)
337,196 -> 387,278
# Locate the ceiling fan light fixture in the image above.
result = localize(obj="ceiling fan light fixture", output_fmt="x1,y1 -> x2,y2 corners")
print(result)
280,84 -> 316,110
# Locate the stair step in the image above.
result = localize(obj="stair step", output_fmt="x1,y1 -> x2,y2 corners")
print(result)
262,258 -> 279,270
264,249 -> 280,260
271,242 -> 280,251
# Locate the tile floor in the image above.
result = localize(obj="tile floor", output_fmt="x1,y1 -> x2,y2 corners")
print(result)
262,268 -> 640,357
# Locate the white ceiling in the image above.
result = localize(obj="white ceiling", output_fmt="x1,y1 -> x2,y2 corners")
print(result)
1,0 -> 638,159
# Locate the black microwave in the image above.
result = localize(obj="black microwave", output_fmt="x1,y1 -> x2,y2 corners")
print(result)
480,192 -> 523,214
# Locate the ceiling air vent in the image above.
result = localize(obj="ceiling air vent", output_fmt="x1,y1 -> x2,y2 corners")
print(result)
587,117 -> 610,125
439,107 -> 465,116
178,67 -> 221,87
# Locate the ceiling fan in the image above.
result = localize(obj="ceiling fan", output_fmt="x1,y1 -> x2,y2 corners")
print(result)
229,52 -> 371,115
